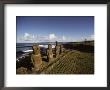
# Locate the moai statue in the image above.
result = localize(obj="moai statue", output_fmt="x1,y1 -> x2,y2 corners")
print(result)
56,41 -> 58,46
55,41 -> 60,58
35,44 -> 40,53
31,44 -> 42,71
47,44 -> 53,62
60,44 -> 64,54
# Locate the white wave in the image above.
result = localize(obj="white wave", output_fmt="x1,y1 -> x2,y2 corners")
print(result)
23,50 -> 33,53
22,45 -> 55,53
39,45 -> 55,48
39,45 -> 48,48
52,45 -> 55,48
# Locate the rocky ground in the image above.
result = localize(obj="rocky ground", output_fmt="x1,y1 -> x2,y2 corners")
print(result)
17,50 -> 94,74
16,41 -> 94,74
41,50 -> 94,74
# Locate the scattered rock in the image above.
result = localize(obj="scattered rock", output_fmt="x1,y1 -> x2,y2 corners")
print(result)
16,67 -> 28,74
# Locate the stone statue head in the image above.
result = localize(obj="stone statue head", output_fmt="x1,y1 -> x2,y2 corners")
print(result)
48,44 -> 52,50
32,44 -> 40,55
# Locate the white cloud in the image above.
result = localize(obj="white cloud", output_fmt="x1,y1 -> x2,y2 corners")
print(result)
17,33 -> 87,43
62,36 -> 66,41
17,33 -> 36,43
49,34 -> 56,40
90,34 -> 94,40
86,34 -> 94,41
24,33 -> 34,41
80,34 -> 94,41
38,35 -> 49,42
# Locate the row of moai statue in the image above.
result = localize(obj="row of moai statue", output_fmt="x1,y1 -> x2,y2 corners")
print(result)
31,41 -> 64,71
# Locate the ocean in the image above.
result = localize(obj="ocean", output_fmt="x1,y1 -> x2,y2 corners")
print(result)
16,42 -> 56,61
16,42 -> 69,61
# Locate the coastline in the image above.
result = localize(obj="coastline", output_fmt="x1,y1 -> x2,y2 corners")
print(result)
16,41 -> 94,74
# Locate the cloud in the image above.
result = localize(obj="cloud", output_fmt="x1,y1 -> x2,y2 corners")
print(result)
24,33 -> 34,41
17,33 -> 77,43
17,33 -> 36,43
80,34 -> 94,41
86,34 -> 94,40
38,35 -> 49,42
49,34 -> 56,40
62,36 -> 66,41
90,34 -> 94,40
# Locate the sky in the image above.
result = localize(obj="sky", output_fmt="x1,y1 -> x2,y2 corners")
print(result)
16,16 -> 94,43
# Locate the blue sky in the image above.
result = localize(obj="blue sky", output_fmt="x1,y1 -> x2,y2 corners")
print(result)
16,16 -> 94,43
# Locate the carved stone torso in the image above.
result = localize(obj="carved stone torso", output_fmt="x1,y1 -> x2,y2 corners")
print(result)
31,44 -> 42,69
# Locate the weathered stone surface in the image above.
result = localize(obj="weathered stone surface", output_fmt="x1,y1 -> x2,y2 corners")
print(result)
31,44 -> 42,70
55,42 -> 60,58
47,44 -> 53,62
16,67 -> 28,74
56,41 -> 58,46
48,44 -> 52,52
32,44 -> 40,55
60,45 -> 64,54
